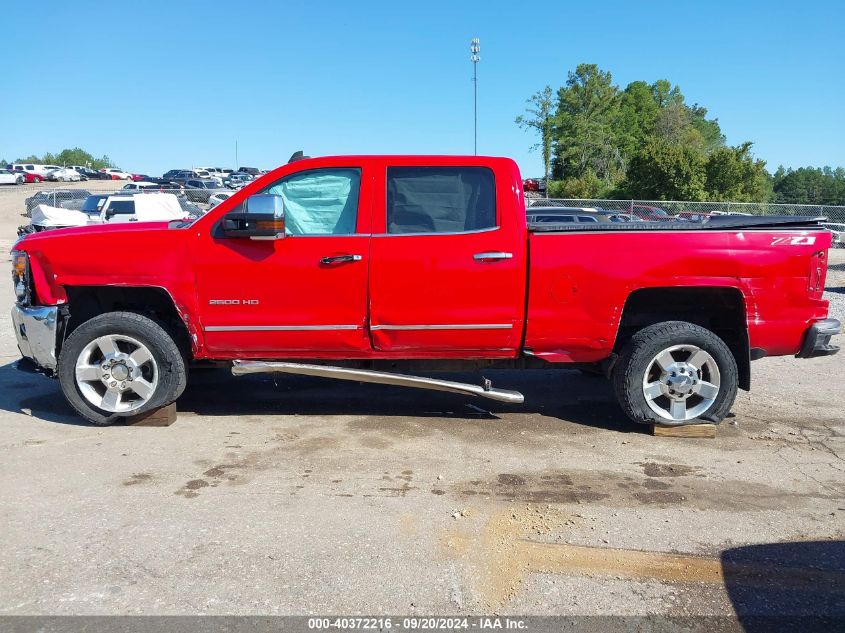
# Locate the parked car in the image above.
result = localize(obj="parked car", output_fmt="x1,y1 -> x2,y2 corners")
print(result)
827,223 -> 844,248
67,166 -> 91,179
224,173 -> 252,188
19,172 -> 46,183
99,168 -> 133,180
208,191 -> 233,208
235,166 -> 262,176
527,211 -> 613,224
167,170 -> 219,186
522,178 -> 547,193
676,211 -> 712,222
165,170 -> 193,184
0,169 -> 25,185
528,201 -> 602,212
45,168 -> 82,182
9,155 -> 840,427
601,212 -> 640,222
12,164 -> 62,177
130,173 -> 153,182
127,178 -> 183,191
184,179 -> 227,202
629,204 -> 671,221
523,178 -> 540,192
197,167 -> 233,179
193,170 -> 224,186
122,182 -> 166,192
24,189 -> 91,215
75,167 -> 111,180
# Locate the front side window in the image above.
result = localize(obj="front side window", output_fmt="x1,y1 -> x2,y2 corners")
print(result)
386,166 -> 496,234
262,168 -> 361,236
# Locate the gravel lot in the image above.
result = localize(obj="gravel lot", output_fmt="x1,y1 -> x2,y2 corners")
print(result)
0,183 -> 843,621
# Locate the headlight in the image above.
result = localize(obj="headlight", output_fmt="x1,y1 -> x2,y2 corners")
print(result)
11,250 -> 30,304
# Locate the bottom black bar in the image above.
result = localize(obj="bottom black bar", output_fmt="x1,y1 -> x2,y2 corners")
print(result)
0,616 -> 844,633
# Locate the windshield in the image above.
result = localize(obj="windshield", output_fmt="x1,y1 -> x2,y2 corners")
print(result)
82,195 -> 109,214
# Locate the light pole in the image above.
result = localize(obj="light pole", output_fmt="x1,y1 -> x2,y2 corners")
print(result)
470,38 -> 480,155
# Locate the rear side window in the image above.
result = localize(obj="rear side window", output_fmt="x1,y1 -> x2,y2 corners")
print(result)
107,200 -> 135,214
386,166 -> 496,234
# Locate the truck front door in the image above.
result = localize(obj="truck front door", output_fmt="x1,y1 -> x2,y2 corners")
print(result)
192,162 -> 372,356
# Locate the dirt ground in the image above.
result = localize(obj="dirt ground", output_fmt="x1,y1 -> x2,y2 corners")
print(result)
0,182 -> 843,621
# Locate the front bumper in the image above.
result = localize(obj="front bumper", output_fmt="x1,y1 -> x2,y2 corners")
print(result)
797,318 -> 841,359
11,304 -> 59,372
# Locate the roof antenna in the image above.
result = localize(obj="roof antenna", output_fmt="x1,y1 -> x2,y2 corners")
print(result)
288,150 -> 309,163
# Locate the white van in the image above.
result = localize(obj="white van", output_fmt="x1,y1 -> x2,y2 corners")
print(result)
12,164 -> 62,176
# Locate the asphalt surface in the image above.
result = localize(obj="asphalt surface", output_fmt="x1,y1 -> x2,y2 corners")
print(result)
0,183 -> 843,621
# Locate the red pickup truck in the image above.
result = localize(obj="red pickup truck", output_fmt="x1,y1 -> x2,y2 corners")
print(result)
11,155 -> 840,427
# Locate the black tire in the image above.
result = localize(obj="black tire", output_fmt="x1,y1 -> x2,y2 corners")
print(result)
58,312 -> 187,426
612,321 -> 738,426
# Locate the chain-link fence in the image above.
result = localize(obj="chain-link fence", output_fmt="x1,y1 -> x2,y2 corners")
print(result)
525,196 -> 845,245
2,179 -> 244,219
4,181 -> 844,245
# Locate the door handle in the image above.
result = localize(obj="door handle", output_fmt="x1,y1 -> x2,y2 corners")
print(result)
473,251 -> 513,262
320,254 -> 363,265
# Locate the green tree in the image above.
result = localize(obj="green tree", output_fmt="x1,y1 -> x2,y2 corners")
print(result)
548,171 -> 610,199
515,86 -> 555,185
554,64 -> 624,187
624,139 -> 706,200
688,104 -> 725,153
772,166 -> 845,205
616,81 -> 659,158
650,79 -> 684,108
703,142 -> 770,202
13,148 -> 114,169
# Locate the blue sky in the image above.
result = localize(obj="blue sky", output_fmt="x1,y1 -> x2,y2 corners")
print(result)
2,0 -> 843,176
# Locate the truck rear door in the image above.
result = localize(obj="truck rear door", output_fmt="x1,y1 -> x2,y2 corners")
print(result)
368,158 -> 527,354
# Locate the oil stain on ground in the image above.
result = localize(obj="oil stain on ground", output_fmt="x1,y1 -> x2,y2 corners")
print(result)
442,466 -> 840,511
122,472 -> 153,486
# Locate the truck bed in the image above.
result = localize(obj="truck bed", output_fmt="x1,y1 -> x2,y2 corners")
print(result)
524,219 -> 833,364
528,215 -> 829,232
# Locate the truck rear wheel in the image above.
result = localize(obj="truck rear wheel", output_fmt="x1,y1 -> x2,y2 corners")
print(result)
57,312 -> 187,426
612,321 -> 738,426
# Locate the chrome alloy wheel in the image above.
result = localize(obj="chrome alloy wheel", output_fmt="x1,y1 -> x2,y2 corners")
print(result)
74,335 -> 159,413
642,344 -> 721,423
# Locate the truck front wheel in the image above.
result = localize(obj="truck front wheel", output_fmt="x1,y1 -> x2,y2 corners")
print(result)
58,312 -> 187,426
612,321 -> 738,426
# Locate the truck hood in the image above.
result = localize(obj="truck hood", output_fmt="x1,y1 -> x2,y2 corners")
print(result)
14,221 -> 195,306
17,220 -> 179,245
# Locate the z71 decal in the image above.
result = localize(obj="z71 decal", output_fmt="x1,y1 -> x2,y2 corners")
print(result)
771,236 -> 816,246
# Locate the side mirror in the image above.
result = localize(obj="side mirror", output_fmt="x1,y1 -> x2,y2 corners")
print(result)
221,194 -> 286,240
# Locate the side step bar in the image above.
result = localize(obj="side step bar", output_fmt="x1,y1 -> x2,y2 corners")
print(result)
231,360 -> 525,404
